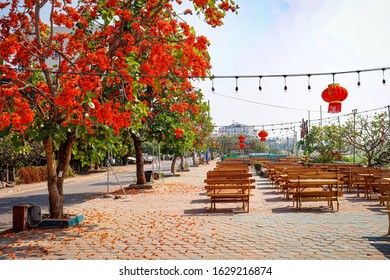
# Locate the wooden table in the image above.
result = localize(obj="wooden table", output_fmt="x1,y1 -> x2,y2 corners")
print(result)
288,178 -> 342,211
357,173 -> 377,199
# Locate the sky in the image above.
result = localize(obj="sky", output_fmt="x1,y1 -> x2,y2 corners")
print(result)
183,0 -> 390,137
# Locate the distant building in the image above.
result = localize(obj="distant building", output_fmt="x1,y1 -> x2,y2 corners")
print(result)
217,121 -> 256,136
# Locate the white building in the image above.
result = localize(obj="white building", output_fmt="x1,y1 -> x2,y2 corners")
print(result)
217,122 -> 256,136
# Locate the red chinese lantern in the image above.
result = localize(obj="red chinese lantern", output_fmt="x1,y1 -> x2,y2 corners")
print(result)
321,83 -> 348,113
238,135 -> 245,143
258,130 -> 268,142
174,128 -> 183,139
239,143 -> 246,149
211,141 -> 215,146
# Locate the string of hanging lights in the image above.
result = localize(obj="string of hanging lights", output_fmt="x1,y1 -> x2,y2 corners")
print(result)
205,66 -> 390,92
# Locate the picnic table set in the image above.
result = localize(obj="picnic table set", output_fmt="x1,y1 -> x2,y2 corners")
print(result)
203,157 -> 390,234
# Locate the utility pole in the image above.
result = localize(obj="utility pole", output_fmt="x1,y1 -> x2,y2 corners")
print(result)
388,105 -> 390,122
107,150 -> 110,193
320,105 -> 323,142
352,109 -> 357,164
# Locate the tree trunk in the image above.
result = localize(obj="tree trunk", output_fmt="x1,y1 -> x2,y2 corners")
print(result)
131,133 -> 145,184
180,156 -> 184,170
171,156 -> 177,175
122,156 -> 128,166
192,150 -> 196,166
43,132 -> 76,219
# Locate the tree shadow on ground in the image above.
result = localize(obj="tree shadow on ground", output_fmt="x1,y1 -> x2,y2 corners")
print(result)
0,192 -> 104,232
364,236 -> 390,259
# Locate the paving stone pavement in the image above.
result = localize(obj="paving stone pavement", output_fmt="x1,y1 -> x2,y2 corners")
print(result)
0,161 -> 389,260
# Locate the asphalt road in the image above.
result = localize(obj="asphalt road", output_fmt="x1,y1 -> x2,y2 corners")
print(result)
0,161 -> 175,233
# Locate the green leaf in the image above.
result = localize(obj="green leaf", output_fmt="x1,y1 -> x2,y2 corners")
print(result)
125,101 -> 132,111
36,129 -> 49,141
86,90 -> 95,99
97,134 -> 105,141
0,127 -> 11,138
11,134 -> 23,149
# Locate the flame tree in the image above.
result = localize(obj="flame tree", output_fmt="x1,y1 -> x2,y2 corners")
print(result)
0,0 -> 237,218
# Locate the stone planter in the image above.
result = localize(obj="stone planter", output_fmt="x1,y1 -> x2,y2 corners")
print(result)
37,213 -> 84,229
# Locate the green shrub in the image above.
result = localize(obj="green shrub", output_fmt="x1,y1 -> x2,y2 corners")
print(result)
253,161 -> 263,172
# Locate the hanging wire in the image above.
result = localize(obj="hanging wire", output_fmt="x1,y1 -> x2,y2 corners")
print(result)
202,88 -> 314,112
235,76 -> 238,92
283,75 -> 287,92
211,105 -> 388,129
307,74 -> 311,92
211,78 -> 215,92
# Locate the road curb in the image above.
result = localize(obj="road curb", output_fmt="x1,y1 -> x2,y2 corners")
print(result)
0,166 -> 133,197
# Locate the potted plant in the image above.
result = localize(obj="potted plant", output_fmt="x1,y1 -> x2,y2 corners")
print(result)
253,161 -> 263,176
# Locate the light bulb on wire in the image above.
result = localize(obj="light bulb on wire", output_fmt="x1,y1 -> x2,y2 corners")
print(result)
382,69 -> 386,86
258,76 -> 262,92
357,71 -> 361,87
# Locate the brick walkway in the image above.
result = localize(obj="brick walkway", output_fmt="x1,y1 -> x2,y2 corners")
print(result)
0,161 -> 389,260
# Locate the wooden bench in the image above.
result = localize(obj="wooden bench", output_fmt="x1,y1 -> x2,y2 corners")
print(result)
292,189 -> 344,211
214,166 -> 249,172
206,178 -> 254,212
204,178 -> 256,188
206,170 -> 252,179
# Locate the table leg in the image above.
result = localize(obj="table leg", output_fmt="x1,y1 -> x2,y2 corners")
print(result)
387,201 -> 390,235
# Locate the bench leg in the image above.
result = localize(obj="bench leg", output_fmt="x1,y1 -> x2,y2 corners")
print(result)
329,200 -> 333,210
